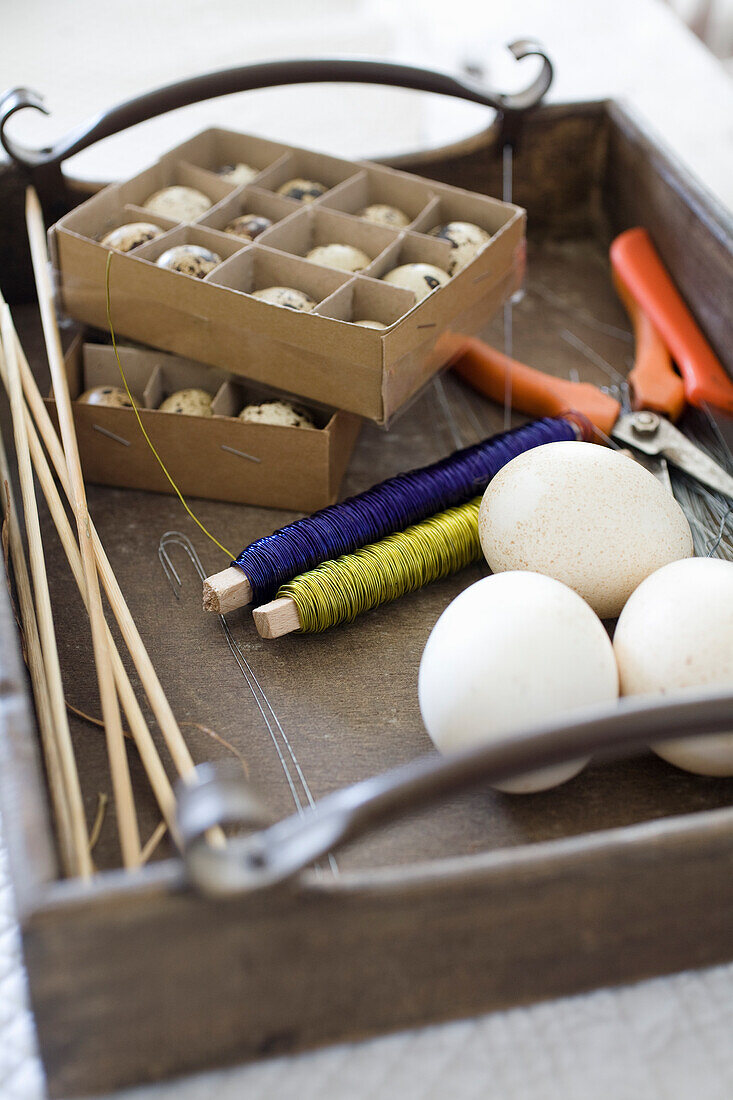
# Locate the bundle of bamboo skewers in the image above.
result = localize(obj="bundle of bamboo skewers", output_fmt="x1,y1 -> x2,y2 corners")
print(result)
0,188 -> 213,877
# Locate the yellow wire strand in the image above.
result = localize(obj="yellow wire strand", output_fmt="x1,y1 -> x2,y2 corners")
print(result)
104,251 -> 234,559
279,497 -> 483,632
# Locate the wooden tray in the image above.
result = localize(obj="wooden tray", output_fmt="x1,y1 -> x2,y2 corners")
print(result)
1,98 -> 732,1098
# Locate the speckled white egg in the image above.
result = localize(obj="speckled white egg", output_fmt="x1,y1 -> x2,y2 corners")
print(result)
353,319 -> 387,329
306,243 -> 370,272
277,178 -> 328,203
143,186 -> 212,221
100,222 -> 163,252
419,572 -> 619,793
382,263 -> 450,302
239,401 -> 316,429
223,213 -> 272,240
479,442 -> 693,619
251,286 -> 316,311
428,221 -> 491,274
217,162 -> 259,185
357,203 -> 410,228
614,557 -> 733,776
78,386 -> 133,409
156,245 -> 221,278
158,388 -> 214,416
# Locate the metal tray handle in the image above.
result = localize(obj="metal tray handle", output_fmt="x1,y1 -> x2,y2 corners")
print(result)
178,689 -> 733,895
0,42 -> 552,209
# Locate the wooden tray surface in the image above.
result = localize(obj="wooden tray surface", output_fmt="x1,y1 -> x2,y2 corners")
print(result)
1,100 -> 732,1097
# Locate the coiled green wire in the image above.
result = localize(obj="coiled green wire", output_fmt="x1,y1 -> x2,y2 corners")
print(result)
278,497 -> 482,632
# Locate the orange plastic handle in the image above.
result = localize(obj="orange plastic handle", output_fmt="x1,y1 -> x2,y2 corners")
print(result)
452,338 -> 621,439
612,272 -> 686,421
610,228 -> 733,415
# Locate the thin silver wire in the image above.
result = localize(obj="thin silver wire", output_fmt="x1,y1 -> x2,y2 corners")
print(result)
502,142 -> 514,430
158,531 -> 338,874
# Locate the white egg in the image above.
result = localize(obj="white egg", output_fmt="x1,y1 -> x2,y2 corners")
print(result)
418,572 -> 619,793
613,557 -> 733,776
479,441 -> 693,619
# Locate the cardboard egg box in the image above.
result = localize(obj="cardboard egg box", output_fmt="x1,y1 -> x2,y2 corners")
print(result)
45,335 -> 361,512
50,128 -> 525,425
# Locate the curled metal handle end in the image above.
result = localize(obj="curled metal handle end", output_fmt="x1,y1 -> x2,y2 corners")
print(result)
0,86 -> 51,167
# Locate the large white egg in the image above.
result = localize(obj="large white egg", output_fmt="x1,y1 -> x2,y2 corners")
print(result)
479,441 -> 693,619
614,557 -> 733,776
418,571 -> 619,793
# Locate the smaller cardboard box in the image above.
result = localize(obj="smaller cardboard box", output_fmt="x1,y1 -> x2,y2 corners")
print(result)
46,336 -> 362,512
50,128 -> 525,425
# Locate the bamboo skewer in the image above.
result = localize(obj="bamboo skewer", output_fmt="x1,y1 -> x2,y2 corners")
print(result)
0,339 -> 180,845
0,308 -> 93,878
0,415 -> 81,877
2,301 -> 200,787
25,188 -> 141,869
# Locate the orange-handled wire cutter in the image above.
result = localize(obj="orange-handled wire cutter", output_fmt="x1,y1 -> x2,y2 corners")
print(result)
451,228 -> 733,499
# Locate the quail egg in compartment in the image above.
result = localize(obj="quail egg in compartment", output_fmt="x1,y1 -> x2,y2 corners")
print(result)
373,232 -> 454,305
132,225 -> 245,280
264,206 -> 398,275
211,377 -> 331,432
315,272 -> 415,330
320,165 -> 434,229
206,243 -> 350,313
260,149 -> 357,205
162,130 -> 291,192
117,160 -> 237,226
198,187 -> 298,242
411,185 -> 515,269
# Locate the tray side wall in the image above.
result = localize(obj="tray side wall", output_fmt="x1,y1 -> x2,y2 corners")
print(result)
25,809 -> 733,1098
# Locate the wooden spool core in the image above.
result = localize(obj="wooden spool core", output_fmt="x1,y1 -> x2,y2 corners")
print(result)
202,567 -> 252,613
252,597 -> 302,639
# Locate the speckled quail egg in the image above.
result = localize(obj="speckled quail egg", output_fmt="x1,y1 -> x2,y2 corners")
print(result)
156,245 -> 221,278
78,386 -> 133,408
223,213 -> 272,240
100,222 -> 163,252
217,162 -> 259,185
238,400 -> 316,429
353,319 -> 387,329
251,286 -> 316,311
158,388 -> 214,416
277,178 -> 328,203
382,262 -> 450,301
306,243 -> 370,272
357,203 -> 410,228
143,186 -> 212,222
429,221 -> 491,274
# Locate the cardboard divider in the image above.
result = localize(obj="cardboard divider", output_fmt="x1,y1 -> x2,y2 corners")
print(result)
211,378 -> 332,430
130,224 -> 248,274
116,160 -> 236,216
263,206 -> 400,271
367,231 -> 455,282
197,186 -> 301,239
206,243 -> 351,304
254,149 -> 362,200
316,276 -> 416,328
58,190 -> 179,247
410,186 -> 517,237
52,126 -> 524,425
156,128 -> 292,183
54,337 -> 361,510
323,166 -> 435,226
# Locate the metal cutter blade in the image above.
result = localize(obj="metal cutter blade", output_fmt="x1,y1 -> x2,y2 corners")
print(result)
612,411 -> 733,498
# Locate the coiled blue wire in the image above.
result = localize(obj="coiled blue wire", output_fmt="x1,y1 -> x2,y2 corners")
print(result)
235,416 -> 577,604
